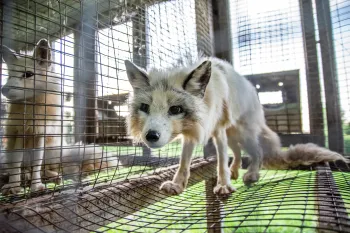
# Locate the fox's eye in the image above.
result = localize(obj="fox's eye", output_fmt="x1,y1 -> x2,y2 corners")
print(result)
140,103 -> 149,113
169,106 -> 184,115
22,71 -> 34,78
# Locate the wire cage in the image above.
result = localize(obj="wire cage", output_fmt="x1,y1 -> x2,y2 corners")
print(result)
0,0 -> 350,232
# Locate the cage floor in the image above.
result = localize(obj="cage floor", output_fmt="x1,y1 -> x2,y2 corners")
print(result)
2,162 -> 350,233
96,169 -> 320,233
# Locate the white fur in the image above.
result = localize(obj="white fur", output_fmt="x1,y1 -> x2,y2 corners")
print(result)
126,57 -> 347,196
1,40 -> 117,195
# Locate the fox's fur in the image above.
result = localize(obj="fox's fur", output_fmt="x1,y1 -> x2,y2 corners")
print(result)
125,57 -> 347,195
0,39 -> 117,195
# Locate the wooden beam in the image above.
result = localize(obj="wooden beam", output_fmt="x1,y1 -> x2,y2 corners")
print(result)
299,0 -> 325,144
315,0 -> 344,153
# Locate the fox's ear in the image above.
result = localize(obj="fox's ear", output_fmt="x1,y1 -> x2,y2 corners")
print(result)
124,60 -> 150,90
1,45 -> 17,64
183,60 -> 211,98
34,39 -> 52,67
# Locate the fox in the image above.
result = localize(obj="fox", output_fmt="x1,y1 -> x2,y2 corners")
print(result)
124,57 -> 348,196
0,39 -> 117,195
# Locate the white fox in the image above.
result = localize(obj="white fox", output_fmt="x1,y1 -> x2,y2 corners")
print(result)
0,39 -> 117,195
125,57 -> 347,195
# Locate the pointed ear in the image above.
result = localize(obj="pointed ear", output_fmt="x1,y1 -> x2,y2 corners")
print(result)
34,39 -> 52,67
1,45 -> 17,64
124,60 -> 150,90
182,61 -> 211,98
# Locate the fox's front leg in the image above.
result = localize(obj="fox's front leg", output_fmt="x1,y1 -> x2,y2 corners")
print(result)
160,140 -> 195,195
1,137 -> 24,195
213,129 -> 236,195
29,137 -> 46,192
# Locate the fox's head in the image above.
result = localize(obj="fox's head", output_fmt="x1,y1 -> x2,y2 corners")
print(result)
1,39 -> 57,101
125,60 -> 211,148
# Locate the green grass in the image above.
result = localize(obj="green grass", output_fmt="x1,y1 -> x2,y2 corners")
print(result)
95,169 -> 317,233
344,135 -> 350,155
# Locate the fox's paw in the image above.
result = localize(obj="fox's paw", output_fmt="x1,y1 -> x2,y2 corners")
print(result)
1,183 -> 22,195
243,172 -> 260,186
230,167 -> 239,180
213,183 -> 236,195
159,181 -> 184,195
30,182 -> 46,192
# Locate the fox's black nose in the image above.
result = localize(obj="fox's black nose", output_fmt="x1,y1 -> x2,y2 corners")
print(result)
146,130 -> 160,142
1,87 -> 9,96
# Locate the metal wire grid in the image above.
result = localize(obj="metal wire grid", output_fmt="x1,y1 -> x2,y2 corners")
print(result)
0,0 -> 350,232
3,162 -> 350,233
230,0 -> 313,137
229,0 -> 349,156
0,0 -> 203,199
98,170 -> 318,233
330,0 -> 350,155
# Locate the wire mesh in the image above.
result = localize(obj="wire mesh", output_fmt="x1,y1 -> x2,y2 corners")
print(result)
229,0 -> 349,155
0,0 -> 349,232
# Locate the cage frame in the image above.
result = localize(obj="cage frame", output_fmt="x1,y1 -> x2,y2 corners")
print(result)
0,0 -> 349,232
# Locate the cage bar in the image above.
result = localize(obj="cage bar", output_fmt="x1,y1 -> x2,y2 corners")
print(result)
0,0 -> 349,232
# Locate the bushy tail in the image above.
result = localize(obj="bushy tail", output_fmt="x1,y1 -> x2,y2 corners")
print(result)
260,126 -> 348,170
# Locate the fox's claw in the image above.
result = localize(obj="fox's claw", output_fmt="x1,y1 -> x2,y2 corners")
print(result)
213,183 -> 236,195
159,181 -> 184,195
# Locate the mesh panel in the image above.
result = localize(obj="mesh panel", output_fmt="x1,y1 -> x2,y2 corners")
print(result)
0,0 -> 349,232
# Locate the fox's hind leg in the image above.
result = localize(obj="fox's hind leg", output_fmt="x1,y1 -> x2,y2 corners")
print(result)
240,130 -> 262,185
213,129 -> 236,195
228,140 -> 241,180
160,139 -> 195,195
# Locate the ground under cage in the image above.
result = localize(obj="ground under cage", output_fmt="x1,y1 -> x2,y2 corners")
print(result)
0,0 -> 350,232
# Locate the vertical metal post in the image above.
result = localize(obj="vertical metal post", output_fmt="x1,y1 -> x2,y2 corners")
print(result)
132,8 -> 151,157
74,2 -> 97,144
200,0 -> 227,231
315,0 -> 344,153
204,139 -> 222,232
205,177 -> 223,233
315,163 -> 350,232
212,0 -> 232,63
299,0 -> 325,145
132,8 -> 147,69
195,0 -> 214,56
